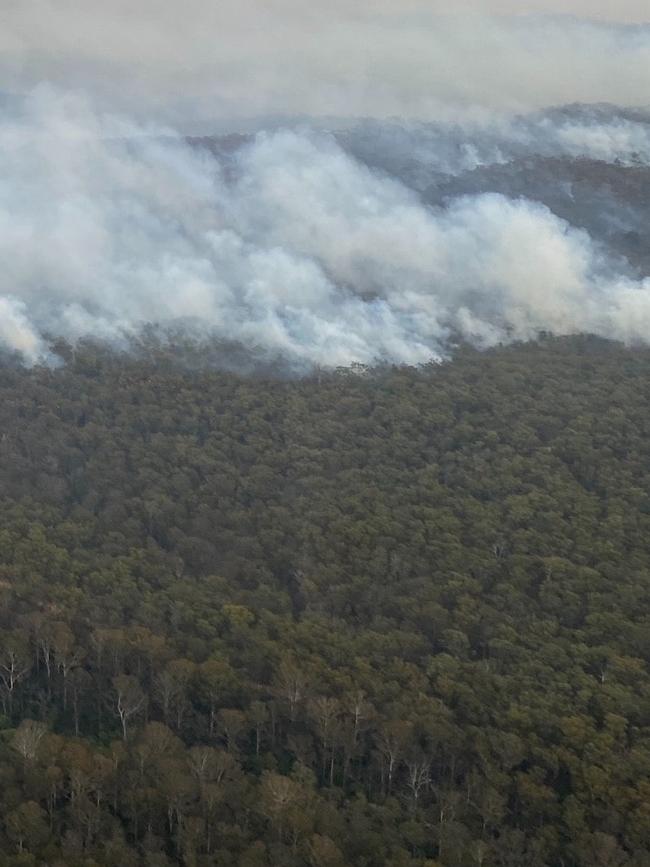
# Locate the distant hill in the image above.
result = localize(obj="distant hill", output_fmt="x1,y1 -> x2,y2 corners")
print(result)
189,105 -> 650,279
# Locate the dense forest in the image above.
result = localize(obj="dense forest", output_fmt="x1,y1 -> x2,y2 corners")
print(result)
0,336 -> 649,867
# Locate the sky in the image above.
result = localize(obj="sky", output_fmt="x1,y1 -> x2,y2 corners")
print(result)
454,0 -> 648,19
1,1 -> 649,128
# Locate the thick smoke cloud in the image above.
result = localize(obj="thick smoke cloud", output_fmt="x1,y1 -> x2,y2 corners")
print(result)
2,89 -> 650,368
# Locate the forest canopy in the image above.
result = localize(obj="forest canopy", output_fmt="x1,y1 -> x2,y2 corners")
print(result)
0,335 -> 648,866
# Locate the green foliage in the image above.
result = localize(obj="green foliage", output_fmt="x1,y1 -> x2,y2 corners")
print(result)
0,335 -> 647,865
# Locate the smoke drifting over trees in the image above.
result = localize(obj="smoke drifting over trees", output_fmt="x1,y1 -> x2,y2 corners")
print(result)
2,90 -> 650,367
1,5 -> 650,367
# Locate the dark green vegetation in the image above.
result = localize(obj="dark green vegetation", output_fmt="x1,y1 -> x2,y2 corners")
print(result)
0,336 -> 649,867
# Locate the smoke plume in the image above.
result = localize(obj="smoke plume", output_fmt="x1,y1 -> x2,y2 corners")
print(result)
2,89 -> 650,367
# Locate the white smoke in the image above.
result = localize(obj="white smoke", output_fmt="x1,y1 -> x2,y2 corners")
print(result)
2,89 -> 650,367
551,118 -> 650,165
0,298 -> 48,365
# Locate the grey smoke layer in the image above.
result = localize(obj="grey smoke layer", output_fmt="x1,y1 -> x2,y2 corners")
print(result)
3,90 -> 650,367
2,5 -> 650,127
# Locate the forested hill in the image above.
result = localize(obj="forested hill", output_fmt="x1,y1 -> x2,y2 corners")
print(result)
0,336 -> 649,867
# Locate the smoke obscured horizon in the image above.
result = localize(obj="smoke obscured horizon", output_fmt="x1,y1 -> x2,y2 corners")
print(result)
2,4 -> 650,129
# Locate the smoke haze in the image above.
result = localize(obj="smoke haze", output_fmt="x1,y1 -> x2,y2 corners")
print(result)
2,4 -> 650,366
1,3 -> 650,126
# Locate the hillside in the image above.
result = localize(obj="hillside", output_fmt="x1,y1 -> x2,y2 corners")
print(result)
430,157 -> 650,277
0,337 -> 648,866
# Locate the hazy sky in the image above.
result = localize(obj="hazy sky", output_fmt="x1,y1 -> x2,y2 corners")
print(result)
452,0 -> 648,19
2,1 -> 649,126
